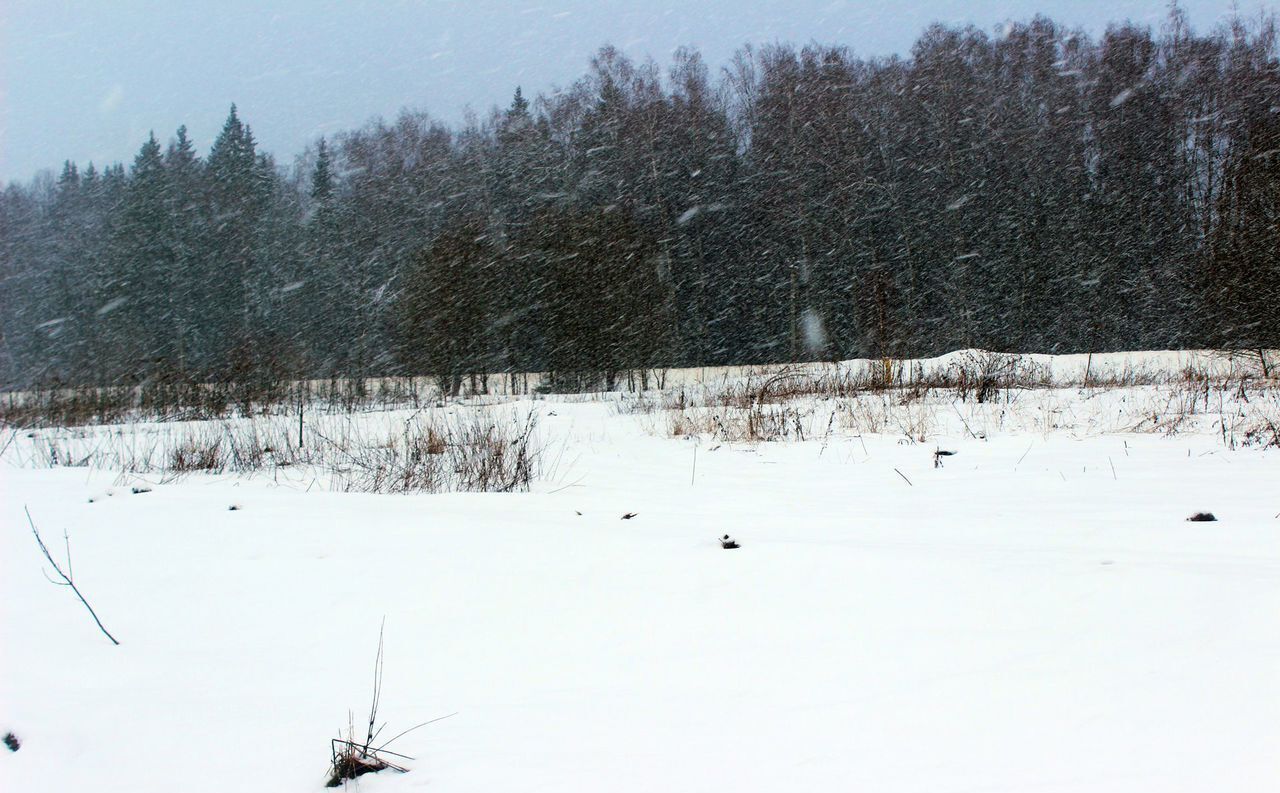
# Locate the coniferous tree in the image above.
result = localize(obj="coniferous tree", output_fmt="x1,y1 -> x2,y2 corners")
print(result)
163,125 -> 204,373
205,104 -> 269,373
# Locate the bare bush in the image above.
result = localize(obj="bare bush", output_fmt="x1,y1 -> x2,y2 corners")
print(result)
168,436 -> 226,473
328,412 -> 539,494
948,351 -> 1048,403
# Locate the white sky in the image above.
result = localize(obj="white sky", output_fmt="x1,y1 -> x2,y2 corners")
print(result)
0,0 -> 1257,183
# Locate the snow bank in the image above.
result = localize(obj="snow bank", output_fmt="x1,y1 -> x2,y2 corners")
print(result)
2,362 -> 1279,793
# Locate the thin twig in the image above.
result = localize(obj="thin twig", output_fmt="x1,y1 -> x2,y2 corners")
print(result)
893,467 -> 913,487
365,618 -> 386,752
25,506 -> 119,645
546,474 -> 586,494
1016,442 -> 1034,467
40,567 -> 69,586
374,712 -> 459,753
952,403 -> 978,440
0,427 -> 18,458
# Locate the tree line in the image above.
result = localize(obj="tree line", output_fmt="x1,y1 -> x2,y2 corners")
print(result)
2,7 -> 1277,393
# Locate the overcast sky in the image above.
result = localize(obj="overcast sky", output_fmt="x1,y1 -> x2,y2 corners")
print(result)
0,0 -> 1259,183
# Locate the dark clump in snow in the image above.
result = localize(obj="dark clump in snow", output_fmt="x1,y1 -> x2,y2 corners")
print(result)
1186,512 -> 1218,522
720,535 -> 740,549
326,751 -> 389,788
3,732 -> 19,752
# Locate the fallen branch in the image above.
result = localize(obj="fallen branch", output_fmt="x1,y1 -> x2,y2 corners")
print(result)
25,505 -> 120,646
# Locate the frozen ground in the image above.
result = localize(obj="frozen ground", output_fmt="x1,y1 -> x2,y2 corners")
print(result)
3,355 -> 1279,792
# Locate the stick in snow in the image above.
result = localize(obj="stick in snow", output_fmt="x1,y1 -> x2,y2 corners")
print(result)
25,506 -> 120,645
1015,442 -> 1034,468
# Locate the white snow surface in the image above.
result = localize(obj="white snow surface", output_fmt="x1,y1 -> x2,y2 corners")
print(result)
3,353 -> 1280,792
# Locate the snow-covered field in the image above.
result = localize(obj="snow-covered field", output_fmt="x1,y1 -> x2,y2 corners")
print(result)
3,352 -> 1279,792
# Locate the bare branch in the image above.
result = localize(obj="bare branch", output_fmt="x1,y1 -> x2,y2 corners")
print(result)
25,506 -> 120,646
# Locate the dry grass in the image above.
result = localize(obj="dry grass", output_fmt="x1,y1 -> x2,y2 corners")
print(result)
637,355 -> 1280,447
669,403 -> 812,443
5,352 -> 1277,473
10,409 -> 542,495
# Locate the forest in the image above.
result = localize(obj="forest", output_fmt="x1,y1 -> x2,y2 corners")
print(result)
1,7 -> 1277,393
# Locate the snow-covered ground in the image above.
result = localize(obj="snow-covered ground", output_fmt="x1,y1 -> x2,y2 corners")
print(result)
3,353 -> 1279,792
